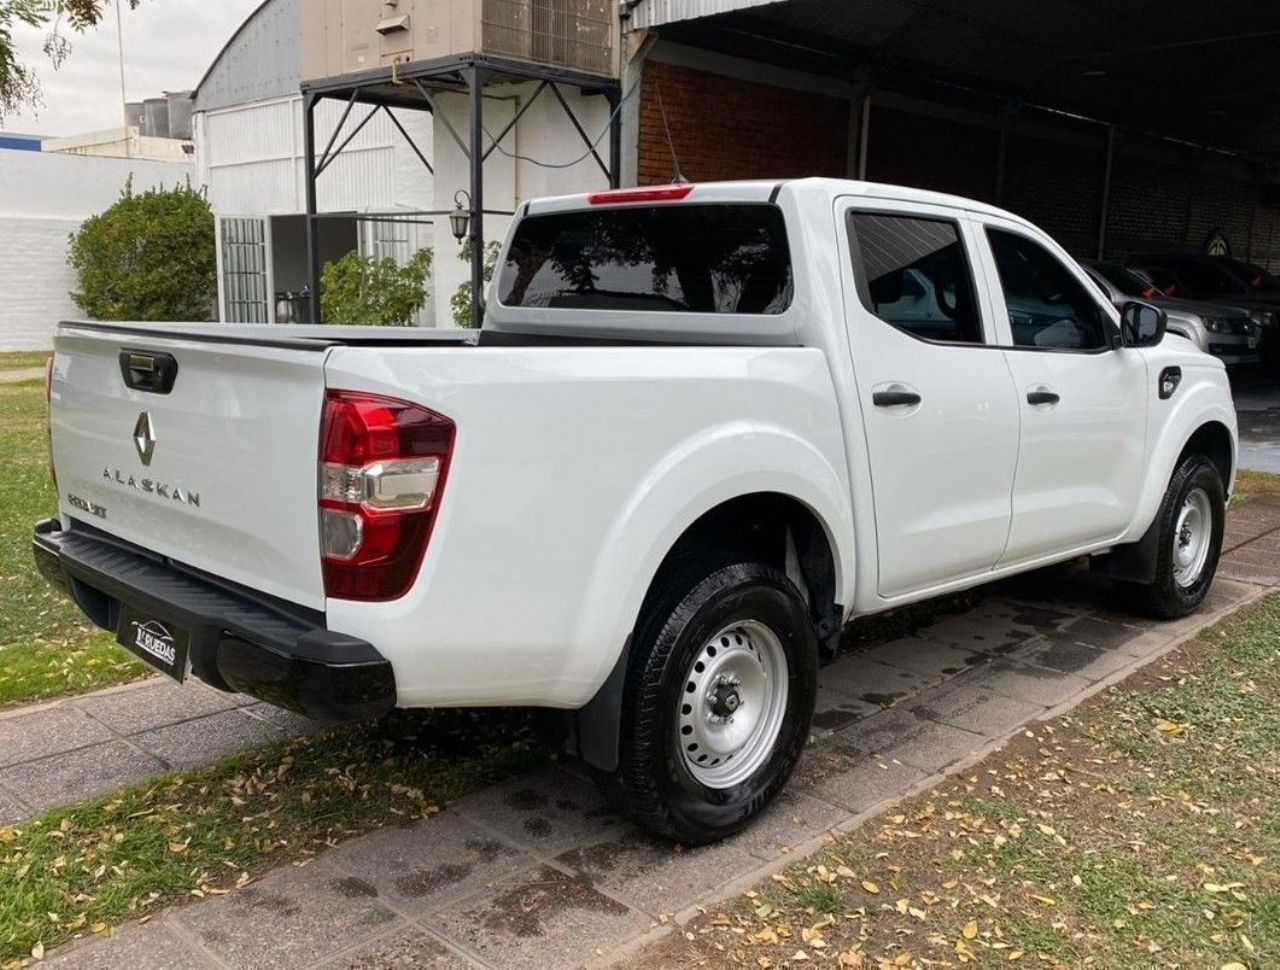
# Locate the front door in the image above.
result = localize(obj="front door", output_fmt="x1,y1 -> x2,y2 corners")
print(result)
840,201 -> 1021,598
974,219 -> 1149,564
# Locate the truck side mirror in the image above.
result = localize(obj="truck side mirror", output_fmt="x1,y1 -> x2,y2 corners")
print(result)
1120,300 -> 1167,348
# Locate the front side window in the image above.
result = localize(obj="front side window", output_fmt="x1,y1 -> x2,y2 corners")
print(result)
848,213 -> 982,343
498,204 -> 792,314
987,229 -> 1108,350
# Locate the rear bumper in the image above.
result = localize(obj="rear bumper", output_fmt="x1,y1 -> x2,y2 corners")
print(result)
32,519 -> 395,722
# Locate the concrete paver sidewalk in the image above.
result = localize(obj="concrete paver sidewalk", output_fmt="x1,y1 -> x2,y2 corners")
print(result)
24,501 -> 1280,970
0,679 -> 316,824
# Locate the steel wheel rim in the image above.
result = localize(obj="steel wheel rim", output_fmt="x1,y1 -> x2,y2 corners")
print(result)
677,620 -> 789,790
1173,487 -> 1213,588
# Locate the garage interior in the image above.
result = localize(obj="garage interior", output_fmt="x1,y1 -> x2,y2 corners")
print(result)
634,0 -> 1280,271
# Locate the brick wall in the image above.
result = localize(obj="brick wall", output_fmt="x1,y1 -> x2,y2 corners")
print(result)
865,106 -> 999,204
637,60 -> 848,185
634,56 -> 1280,273
1003,129 -> 1107,257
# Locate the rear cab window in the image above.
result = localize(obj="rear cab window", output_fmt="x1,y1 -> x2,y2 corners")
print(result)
846,212 -> 985,344
497,203 -> 793,315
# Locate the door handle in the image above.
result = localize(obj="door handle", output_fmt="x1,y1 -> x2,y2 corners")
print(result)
119,350 -> 178,395
873,389 -> 922,408
1026,387 -> 1060,406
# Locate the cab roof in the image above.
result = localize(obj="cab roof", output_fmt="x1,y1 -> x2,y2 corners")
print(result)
523,177 -> 1035,230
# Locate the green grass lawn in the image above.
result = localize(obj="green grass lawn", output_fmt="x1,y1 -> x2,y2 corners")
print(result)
0,352 -> 51,372
0,380 -> 148,707
630,595 -> 1280,970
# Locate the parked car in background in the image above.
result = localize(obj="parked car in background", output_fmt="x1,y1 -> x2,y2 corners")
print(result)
1208,255 -> 1280,296
1082,261 -> 1259,366
34,180 -> 1237,844
1125,253 -> 1280,361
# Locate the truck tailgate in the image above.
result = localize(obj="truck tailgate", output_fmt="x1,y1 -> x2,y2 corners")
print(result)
50,324 -> 331,610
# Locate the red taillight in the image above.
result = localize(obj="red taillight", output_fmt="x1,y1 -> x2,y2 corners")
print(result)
44,356 -> 56,488
587,184 -> 694,205
319,390 -> 454,602
1142,285 -> 1157,300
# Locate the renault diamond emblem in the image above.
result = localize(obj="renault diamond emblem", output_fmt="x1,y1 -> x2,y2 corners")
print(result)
133,412 -> 156,466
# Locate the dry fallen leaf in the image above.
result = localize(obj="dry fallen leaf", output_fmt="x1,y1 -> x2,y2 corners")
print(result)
861,880 -> 880,895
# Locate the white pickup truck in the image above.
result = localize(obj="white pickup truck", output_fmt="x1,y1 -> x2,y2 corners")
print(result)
34,179 -> 1236,843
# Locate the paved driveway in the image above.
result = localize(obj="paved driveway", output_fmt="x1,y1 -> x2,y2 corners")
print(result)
1233,368 -> 1280,472
23,500 -> 1280,970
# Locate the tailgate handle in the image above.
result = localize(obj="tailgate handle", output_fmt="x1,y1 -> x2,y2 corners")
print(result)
119,351 -> 178,394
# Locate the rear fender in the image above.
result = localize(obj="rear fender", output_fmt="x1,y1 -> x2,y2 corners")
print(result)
570,422 -> 855,701
567,422 -> 854,770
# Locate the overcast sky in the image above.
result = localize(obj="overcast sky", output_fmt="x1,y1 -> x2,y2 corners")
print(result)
5,0 -> 263,136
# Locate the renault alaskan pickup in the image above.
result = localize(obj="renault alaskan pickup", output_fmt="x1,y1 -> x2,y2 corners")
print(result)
33,179 -> 1237,843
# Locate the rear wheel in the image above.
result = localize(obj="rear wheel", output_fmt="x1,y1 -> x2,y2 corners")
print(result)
1122,454 -> 1225,619
603,559 -> 818,844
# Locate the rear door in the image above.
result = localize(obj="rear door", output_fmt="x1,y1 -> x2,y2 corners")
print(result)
972,218 -> 1149,564
839,199 -> 1021,598
50,325 -> 330,610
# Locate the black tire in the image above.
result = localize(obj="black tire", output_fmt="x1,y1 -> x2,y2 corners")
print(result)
1121,453 -> 1225,619
602,559 -> 819,845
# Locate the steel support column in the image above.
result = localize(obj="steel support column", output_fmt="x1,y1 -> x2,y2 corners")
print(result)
304,93 -> 322,325
1098,124 -> 1116,260
608,90 -> 623,188
468,67 -> 488,327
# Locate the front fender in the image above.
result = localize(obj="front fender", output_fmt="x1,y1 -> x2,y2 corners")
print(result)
564,421 -> 856,705
1125,364 -> 1237,544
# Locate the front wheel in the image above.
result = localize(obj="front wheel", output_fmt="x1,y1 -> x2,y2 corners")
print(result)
604,560 -> 819,845
1122,453 -> 1226,619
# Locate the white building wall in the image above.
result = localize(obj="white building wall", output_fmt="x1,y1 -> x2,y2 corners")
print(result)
0,151 -> 194,350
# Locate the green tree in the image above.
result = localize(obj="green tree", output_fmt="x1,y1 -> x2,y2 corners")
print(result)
320,248 -> 433,326
451,241 -> 501,328
1,1 -> 143,121
68,177 -> 216,321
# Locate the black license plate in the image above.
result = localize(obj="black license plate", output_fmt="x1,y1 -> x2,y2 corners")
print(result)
116,607 -> 191,682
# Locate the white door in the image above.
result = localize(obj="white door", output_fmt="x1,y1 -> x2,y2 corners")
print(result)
973,218 -> 1149,564
840,201 -> 1021,598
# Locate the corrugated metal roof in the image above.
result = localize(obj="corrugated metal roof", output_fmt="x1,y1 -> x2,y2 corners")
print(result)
195,0 -> 300,113
629,0 -> 781,30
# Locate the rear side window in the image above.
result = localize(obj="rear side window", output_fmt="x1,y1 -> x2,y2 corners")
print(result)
848,213 -> 983,343
498,204 -> 793,314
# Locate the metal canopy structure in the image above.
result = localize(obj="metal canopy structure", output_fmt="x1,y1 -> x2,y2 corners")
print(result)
655,0 -> 1280,163
301,53 -> 623,325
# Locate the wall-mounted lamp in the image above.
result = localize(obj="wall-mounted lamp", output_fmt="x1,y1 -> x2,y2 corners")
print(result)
450,190 -> 471,243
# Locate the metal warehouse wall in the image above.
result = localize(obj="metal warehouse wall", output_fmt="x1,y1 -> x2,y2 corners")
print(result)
196,97 -> 435,216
